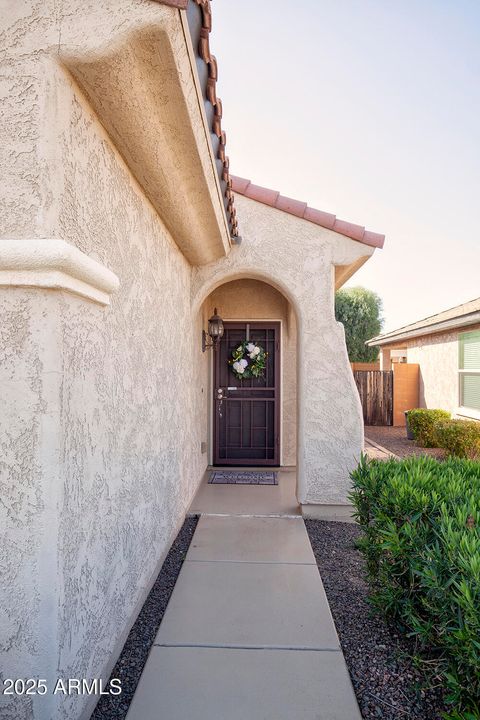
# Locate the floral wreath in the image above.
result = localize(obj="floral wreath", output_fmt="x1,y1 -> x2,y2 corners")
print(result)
229,341 -> 267,380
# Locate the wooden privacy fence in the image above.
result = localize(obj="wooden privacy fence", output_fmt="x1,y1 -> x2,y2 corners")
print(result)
350,362 -> 380,372
353,370 -> 393,426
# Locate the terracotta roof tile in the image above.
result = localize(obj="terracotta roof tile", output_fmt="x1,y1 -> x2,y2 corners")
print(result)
303,206 -> 336,229
276,195 -> 307,218
206,77 -> 216,105
200,0 -> 212,31
332,219 -> 365,242
212,115 -> 222,138
198,28 -> 211,63
231,176 -> 385,249
362,230 -> 386,249
208,55 -> 218,81
245,183 -> 280,207
231,176 -> 250,194
189,0 -> 239,239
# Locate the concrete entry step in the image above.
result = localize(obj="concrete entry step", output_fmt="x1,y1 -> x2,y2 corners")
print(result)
189,468 -> 300,517
126,515 -> 361,720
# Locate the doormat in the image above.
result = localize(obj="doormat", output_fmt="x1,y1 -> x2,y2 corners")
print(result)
209,471 -> 278,485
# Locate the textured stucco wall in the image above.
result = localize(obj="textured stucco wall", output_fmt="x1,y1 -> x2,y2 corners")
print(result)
404,325 -> 480,416
1,2 -> 209,719
0,0 -> 229,261
0,289 -> 62,720
192,194 -> 374,507
54,74 -> 208,720
206,279 -> 297,466
407,334 -> 458,412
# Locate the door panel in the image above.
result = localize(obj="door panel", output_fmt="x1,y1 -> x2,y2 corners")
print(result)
214,322 -> 280,466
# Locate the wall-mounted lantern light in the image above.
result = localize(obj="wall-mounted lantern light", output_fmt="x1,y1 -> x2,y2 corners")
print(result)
202,307 -> 224,352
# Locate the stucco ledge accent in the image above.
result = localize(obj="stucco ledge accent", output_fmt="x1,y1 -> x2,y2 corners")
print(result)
0,239 -> 120,306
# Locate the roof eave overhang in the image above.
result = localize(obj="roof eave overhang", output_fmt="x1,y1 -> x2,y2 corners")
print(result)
368,311 -> 480,347
334,256 -> 372,290
61,8 -> 231,265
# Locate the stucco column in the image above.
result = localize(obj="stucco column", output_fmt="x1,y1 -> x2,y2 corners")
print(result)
0,289 -> 62,720
379,347 -> 391,371
296,268 -> 363,520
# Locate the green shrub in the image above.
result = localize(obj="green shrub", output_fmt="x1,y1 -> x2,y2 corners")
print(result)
350,454 -> 480,717
407,408 -> 451,447
437,419 -> 480,459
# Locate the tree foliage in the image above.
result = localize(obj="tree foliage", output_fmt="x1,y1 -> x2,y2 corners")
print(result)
335,286 -> 383,362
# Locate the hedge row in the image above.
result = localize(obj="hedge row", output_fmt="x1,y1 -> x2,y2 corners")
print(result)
407,408 -> 480,459
350,455 -> 480,719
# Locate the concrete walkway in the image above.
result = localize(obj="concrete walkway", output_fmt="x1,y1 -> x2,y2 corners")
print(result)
126,478 -> 361,719
189,466 -> 300,516
364,437 -> 399,460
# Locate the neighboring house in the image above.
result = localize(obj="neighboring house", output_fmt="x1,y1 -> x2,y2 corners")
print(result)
0,2 -> 384,719
368,297 -> 480,421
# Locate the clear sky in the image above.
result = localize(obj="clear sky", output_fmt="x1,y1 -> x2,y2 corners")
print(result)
211,0 -> 480,332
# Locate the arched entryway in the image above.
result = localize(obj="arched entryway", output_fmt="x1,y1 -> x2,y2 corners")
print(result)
190,220 -> 365,515
200,278 -> 297,469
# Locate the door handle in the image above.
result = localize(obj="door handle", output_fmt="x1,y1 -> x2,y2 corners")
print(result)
216,388 -> 224,419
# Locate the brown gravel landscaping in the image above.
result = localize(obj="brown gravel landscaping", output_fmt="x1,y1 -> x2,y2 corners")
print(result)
305,520 -> 447,720
365,425 -> 446,460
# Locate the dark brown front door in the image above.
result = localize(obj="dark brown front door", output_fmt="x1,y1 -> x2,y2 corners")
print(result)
213,322 -> 280,466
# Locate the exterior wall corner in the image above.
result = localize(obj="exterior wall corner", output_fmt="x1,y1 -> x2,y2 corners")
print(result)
0,288 -> 63,720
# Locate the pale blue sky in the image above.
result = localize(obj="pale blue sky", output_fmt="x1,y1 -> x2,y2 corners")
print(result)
212,0 -> 480,332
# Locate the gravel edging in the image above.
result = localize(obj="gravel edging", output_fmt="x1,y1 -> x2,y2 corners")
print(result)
91,516 -> 199,720
305,520 -> 447,720
365,426 -> 446,460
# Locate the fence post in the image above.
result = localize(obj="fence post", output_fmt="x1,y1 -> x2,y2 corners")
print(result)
392,363 -> 419,426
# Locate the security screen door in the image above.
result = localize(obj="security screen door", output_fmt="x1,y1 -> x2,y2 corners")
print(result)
213,322 -> 280,466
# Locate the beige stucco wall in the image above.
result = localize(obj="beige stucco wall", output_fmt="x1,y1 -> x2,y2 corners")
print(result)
0,3 -> 210,719
406,333 -> 459,413
0,289 -> 63,720
192,194 -> 374,509
402,324 -> 480,417
205,279 -> 297,466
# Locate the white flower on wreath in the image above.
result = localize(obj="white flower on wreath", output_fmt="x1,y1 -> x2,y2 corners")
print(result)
247,343 -> 260,359
233,358 -> 248,374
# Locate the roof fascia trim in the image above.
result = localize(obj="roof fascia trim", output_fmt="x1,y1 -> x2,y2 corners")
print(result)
368,312 -> 480,346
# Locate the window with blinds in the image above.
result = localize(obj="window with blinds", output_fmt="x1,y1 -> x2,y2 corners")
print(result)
459,330 -> 480,412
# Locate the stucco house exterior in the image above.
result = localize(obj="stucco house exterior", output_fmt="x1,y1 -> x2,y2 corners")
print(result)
368,297 -> 480,421
1,1 -> 384,718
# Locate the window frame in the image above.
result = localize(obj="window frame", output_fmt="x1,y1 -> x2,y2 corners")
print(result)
458,329 -> 480,420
